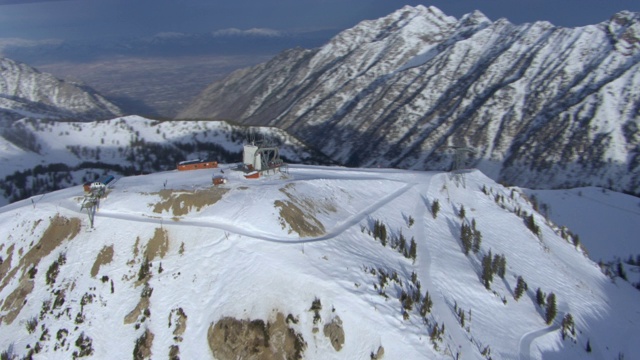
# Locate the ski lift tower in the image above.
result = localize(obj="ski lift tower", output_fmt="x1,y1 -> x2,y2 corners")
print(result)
451,146 -> 476,172
80,193 -> 99,228
448,146 -> 477,187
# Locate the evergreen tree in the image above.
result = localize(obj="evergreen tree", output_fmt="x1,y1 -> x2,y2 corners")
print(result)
409,238 -> 417,261
420,291 -> 433,317
536,288 -> 545,307
481,251 -> 494,289
373,220 -> 387,246
497,255 -> 507,279
459,205 -> 466,219
561,313 -> 575,340
431,200 -> 440,219
525,214 -> 540,236
491,254 -> 501,274
471,219 -> 482,254
545,293 -> 557,324
616,261 -> 628,281
514,276 -> 528,301
586,340 -> 592,353
460,223 -> 473,255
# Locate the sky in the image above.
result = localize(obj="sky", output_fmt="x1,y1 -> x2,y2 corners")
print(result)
1,0 -> 639,41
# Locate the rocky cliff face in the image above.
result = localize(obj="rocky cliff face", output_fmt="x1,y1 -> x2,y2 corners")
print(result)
0,57 -> 122,123
178,5 -> 640,193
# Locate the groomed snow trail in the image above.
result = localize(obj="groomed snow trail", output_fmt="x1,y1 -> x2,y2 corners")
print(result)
415,176 -> 477,359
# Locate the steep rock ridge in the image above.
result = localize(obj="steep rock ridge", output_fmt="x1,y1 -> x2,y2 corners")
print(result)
178,5 -> 640,194
0,57 -> 122,123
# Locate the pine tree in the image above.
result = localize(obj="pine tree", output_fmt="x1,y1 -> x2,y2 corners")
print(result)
460,223 -> 473,255
420,291 -> 433,317
409,237 -> 417,261
481,251 -> 494,289
431,200 -> 440,219
514,276 -> 528,301
491,254 -> 501,274
616,261 -> 628,281
471,219 -> 482,254
497,255 -> 507,279
586,340 -> 592,353
373,220 -> 387,246
561,313 -> 575,340
459,205 -> 466,219
545,292 -> 557,324
525,214 -> 540,236
536,288 -> 545,307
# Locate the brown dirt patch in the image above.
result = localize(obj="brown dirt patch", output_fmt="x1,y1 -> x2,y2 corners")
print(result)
170,307 -> 188,338
0,277 -> 34,324
207,312 -> 306,360
133,328 -> 154,360
151,187 -> 229,216
0,215 -> 81,325
0,244 -> 14,285
323,316 -> 345,351
91,245 -> 114,278
274,200 -> 325,237
124,285 -> 153,325
144,228 -> 169,261
273,184 -> 336,237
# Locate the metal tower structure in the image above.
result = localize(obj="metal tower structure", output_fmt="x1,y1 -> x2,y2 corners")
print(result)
448,146 -> 477,188
80,186 -> 106,228
450,146 -> 477,172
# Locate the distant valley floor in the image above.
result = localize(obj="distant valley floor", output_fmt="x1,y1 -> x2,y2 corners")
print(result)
37,54 -> 272,118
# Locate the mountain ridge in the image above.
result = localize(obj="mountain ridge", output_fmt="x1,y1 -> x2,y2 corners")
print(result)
178,5 -> 640,194
0,57 -> 122,123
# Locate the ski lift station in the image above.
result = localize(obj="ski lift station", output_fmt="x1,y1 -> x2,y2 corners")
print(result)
241,142 -> 286,178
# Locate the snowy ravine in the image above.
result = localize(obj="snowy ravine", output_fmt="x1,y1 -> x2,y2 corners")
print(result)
0,165 -> 638,359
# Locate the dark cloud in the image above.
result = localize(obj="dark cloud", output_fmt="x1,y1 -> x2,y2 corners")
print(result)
0,0 -> 68,4
0,0 -> 639,41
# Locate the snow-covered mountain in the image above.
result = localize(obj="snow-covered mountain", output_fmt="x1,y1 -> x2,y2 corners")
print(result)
0,165 -> 638,359
178,5 -> 640,195
0,57 -> 122,123
0,116 -> 330,206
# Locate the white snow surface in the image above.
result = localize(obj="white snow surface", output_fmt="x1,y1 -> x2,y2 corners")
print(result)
0,166 -> 638,359
527,187 -> 640,261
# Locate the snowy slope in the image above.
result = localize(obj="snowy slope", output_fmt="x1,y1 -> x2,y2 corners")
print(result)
0,166 -> 638,359
526,187 -> 640,290
526,187 -> 640,261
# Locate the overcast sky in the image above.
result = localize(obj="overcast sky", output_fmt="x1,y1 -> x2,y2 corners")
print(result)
1,0 -> 639,41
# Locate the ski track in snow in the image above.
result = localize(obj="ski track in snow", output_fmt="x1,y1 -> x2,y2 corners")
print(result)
517,324 -> 560,360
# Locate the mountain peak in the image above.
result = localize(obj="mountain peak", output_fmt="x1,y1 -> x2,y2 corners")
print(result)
0,56 -> 122,123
